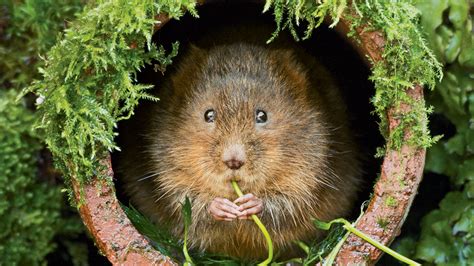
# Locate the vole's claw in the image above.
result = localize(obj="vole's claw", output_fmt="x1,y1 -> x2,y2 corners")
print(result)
237,207 -> 263,220
209,197 -> 243,221
234,193 -> 255,204
234,193 -> 263,218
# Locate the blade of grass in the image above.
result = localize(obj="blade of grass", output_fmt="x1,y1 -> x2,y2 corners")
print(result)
182,197 -> 194,265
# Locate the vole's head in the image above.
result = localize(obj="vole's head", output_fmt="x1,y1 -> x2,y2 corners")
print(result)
149,44 -> 332,199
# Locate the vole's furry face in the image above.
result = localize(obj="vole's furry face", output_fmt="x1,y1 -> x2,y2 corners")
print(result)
148,44 -> 333,201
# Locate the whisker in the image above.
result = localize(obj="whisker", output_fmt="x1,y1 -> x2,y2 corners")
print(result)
137,172 -> 160,182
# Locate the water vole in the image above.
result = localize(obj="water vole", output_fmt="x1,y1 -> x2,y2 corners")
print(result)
117,34 -> 361,260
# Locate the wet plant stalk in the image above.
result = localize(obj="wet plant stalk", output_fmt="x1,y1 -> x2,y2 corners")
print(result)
231,180 -> 273,266
343,223 -> 420,266
316,218 -> 420,266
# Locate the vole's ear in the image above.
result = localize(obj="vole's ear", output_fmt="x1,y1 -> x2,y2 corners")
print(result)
272,49 -> 309,93
188,43 -> 205,54
168,43 -> 208,96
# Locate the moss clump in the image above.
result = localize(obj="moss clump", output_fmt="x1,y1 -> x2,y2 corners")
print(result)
1,1 -> 87,264
385,196 -> 398,208
377,217 -> 390,229
27,0 -> 195,188
265,0 -> 442,153
0,90 -> 60,264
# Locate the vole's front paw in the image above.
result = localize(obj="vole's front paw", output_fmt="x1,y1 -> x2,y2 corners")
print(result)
209,197 -> 243,221
234,193 -> 263,220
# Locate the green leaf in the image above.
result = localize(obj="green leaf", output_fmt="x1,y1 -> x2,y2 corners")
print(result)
415,237 -> 448,263
182,197 -> 192,230
458,159 -> 474,182
445,30 -> 462,63
452,210 -> 472,235
393,238 -> 417,259
444,134 -> 465,155
426,143 -> 449,174
448,0 -> 469,29
121,204 -> 180,257
182,197 -> 193,265
313,219 -> 332,231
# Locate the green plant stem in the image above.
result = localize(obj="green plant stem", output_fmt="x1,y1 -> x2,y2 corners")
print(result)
295,240 -> 310,255
322,230 -> 350,266
183,226 -> 193,265
183,202 -> 194,266
318,218 -> 420,266
231,180 -> 273,266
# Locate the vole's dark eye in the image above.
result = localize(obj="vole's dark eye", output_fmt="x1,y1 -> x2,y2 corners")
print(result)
255,109 -> 267,123
204,109 -> 216,123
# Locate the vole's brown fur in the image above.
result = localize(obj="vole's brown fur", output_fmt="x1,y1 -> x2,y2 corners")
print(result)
117,27 -> 361,260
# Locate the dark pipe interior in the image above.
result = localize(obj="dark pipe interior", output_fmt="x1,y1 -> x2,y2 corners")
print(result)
113,1 -> 382,224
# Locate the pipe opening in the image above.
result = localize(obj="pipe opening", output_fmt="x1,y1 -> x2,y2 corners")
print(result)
112,1 -> 384,262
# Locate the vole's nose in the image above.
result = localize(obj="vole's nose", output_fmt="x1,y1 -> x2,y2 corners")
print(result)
222,143 -> 246,170
225,159 -> 244,170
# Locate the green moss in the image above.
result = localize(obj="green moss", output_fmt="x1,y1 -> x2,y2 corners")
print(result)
27,0 -> 194,188
1,0 -> 84,89
398,177 -> 406,189
385,196 -> 398,207
265,0 -> 442,153
0,90 -> 60,265
377,217 -> 390,229
1,1 -> 87,264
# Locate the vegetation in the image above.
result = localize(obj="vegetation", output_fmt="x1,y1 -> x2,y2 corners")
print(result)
395,1 -> 474,264
314,218 -> 420,266
0,1 -> 86,264
265,0 -> 443,153
25,0 -> 192,194
0,90 -> 59,264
